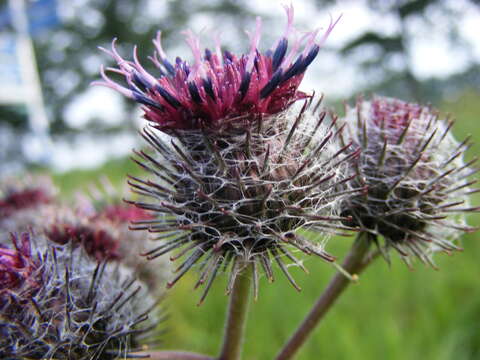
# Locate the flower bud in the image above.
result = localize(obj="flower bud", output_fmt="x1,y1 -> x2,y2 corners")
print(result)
340,96 -> 478,265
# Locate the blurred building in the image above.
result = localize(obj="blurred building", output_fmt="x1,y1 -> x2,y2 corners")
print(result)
0,0 -> 58,173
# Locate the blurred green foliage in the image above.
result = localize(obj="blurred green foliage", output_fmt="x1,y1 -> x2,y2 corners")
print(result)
52,89 -> 480,360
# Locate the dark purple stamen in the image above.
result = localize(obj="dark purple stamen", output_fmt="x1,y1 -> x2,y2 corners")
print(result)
162,58 -> 176,76
188,82 -> 202,104
156,85 -> 182,108
253,51 -> 260,73
133,92 -> 164,110
260,69 -> 283,99
301,45 -> 320,71
204,48 -> 212,61
272,38 -> 288,71
281,55 -> 304,83
182,62 -> 190,76
224,51 -> 233,62
239,72 -> 252,99
133,72 -> 151,91
203,77 -> 216,100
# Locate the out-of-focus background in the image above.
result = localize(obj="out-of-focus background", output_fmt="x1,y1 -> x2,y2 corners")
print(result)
1,0 -> 479,359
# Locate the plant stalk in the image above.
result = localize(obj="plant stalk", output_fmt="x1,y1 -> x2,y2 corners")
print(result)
132,350 -> 214,359
218,262 -> 252,360
275,232 -> 373,360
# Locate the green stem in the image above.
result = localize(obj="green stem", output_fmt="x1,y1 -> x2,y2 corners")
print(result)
132,351 -> 214,359
218,262 -> 252,360
275,232 -> 374,360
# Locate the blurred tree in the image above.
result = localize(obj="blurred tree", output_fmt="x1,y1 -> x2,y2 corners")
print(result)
315,0 -> 480,101
1,0 -> 479,172
34,0 -> 253,135
0,0 -> 254,171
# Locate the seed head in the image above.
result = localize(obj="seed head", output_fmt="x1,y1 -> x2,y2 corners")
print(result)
0,232 -> 157,359
93,5 -> 340,132
340,96 -> 478,265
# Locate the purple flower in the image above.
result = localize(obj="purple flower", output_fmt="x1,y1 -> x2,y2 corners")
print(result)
94,5 -> 339,132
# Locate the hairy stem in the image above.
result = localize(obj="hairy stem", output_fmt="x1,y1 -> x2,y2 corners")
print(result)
275,232 -> 373,360
218,262 -> 252,360
132,350 -> 214,359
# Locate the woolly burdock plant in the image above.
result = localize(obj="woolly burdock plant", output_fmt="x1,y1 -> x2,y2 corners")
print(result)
95,6 -> 358,302
340,96 -> 479,265
0,232 -> 157,359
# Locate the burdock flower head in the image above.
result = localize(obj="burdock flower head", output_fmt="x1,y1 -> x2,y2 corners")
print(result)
0,232 -> 157,359
97,6 -> 358,303
94,5 -> 339,132
340,96 -> 478,265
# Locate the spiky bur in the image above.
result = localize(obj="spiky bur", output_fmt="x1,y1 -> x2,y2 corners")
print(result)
127,98 -> 360,303
0,232 -> 158,360
93,5 -> 340,132
339,96 -> 479,266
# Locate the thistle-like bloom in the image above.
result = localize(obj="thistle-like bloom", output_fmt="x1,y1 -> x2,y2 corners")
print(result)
340,96 -> 478,265
96,7 -> 355,301
0,174 -> 169,291
0,232 -> 157,359
0,189 -> 51,218
94,5 -> 339,131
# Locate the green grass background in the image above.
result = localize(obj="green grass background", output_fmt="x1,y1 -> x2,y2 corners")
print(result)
52,90 -> 480,360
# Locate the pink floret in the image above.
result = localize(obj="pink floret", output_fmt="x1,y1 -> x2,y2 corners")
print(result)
94,6 -> 340,132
